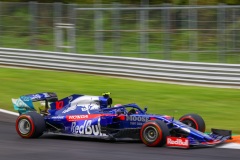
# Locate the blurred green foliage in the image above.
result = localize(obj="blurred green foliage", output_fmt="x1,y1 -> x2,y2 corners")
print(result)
1,0 -> 240,5
0,1 -> 239,63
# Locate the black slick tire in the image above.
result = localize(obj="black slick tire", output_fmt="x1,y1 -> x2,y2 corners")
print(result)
140,120 -> 169,147
16,112 -> 46,138
179,113 -> 205,133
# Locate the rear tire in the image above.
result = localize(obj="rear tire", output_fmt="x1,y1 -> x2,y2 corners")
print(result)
140,120 -> 169,147
179,113 -> 205,133
16,112 -> 45,138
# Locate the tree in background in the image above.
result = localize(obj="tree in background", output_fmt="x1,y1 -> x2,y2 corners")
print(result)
0,0 -> 240,4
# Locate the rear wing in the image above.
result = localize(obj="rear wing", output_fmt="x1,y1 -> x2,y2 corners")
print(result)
12,92 -> 58,115
22,92 -> 58,102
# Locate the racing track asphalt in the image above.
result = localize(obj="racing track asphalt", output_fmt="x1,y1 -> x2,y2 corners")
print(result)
0,112 -> 239,160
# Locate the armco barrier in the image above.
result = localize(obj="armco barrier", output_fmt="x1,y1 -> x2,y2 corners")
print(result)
0,48 -> 239,87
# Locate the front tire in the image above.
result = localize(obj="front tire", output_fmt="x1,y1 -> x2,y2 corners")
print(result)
179,113 -> 205,133
16,112 -> 45,138
140,120 -> 169,147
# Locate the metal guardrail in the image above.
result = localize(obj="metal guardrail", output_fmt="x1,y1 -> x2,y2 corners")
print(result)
0,48 -> 239,87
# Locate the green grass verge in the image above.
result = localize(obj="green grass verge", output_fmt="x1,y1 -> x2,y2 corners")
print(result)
0,67 -> 240,133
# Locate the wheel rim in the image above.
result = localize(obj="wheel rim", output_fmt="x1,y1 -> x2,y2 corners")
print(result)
143,126 -> 159,142
182,119 -> 196,129
18,119 -> 31,135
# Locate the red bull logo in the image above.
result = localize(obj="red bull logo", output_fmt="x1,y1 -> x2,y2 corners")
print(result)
71,118 -> 106,136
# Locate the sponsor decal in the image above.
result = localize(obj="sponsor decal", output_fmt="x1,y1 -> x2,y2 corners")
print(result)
67,115 -> 89,121
51,116 -> 65,120
43,93 -> 50,97
14,99 -> 29,108
62,104 -> 76,113
13,96 -> 33,109
126,116 -> 148,122
56,101 -> 64,110
68,96 -> 73,102
129,122 -> 144,126
66,114 -> 113,122
80,103 -> 100,112
166,137 -> 189,148
62,96 -> 100,114
32,94 -> 41,100
62,103 -> 100,114
71,118 -> 106,136
21,96 -> 31,101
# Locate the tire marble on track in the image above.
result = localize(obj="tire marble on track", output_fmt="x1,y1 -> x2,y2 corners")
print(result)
0,113 -> 239,160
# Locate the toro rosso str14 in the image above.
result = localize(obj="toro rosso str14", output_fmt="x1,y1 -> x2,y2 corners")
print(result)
12,92 -> 231,148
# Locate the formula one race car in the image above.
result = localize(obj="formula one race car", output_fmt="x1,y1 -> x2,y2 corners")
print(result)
12,92 -> 232,148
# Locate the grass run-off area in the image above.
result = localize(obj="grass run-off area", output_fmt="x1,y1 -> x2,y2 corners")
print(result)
0,67 -> 240,134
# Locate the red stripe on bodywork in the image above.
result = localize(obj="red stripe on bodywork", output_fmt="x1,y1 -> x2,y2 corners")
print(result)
66,114 -> 114,122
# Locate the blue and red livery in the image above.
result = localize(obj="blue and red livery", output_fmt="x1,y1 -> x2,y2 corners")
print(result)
12,92 -> 231,148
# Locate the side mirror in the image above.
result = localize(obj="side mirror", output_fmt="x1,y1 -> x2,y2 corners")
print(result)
144,107 -> 148,113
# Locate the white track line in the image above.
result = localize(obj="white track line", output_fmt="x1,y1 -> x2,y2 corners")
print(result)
0,109 -> 18,116
217,143 -> 240,149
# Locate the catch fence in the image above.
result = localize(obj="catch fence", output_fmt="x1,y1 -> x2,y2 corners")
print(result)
0,2 -> 239,63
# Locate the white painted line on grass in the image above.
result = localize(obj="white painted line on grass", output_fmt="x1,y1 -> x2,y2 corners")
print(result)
0,109 -> 19,116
